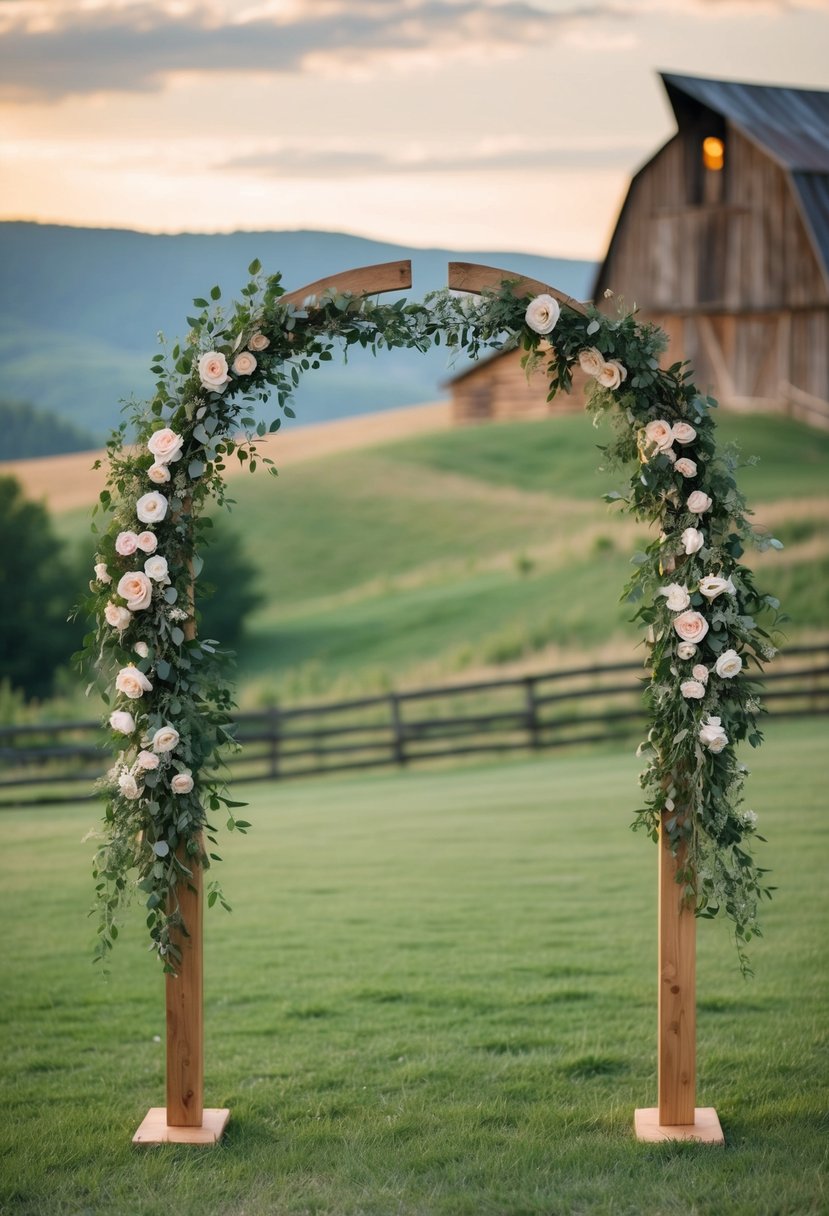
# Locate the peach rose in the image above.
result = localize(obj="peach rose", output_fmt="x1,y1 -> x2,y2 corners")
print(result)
134,641 -> 149,658
525,294 -> 560,335
672,422 -> 697,446
136,531 -> 158,554
147,463 -> 170,485
115,665 -> 153,699
674,458 -> 697,478
152,725 -> 180,753
137,749 -> 160,770
692,664 -> 710,684
109,710 -> 135,735
680,679 -> 706,699
643,420 -> 674,454
596,359 -> 626,389
248,332 -> 270,352
687,491 -> 712,515
105,602 -> 132,631
673,610 -> 709,644
714,649 -> 743,679
198,350 -> 230,392
144,555 -> 169,583
578,347 -> 606,378
147,427 -> 183,464
171,770 -> 194,794
115,531 -> 140,557
699,715 -> 728,753
232,351 -> 257,376
116,571 -> 152,611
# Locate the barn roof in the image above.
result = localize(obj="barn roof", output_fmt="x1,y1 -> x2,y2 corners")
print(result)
594,73 -> 829,297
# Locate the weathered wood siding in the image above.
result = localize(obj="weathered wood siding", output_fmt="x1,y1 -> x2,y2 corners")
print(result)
451,349 -> 588,424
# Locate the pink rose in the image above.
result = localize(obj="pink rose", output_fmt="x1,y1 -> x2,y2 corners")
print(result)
136,532 -> 157,554
115,531 -> 139,557
137,749 -> 160,770
672,422 -> 697,446
596,360 -> 625,390
232,351 -> 257,376
198,350 -> 230,392
687,491 -> 712,515
248,332 -> 270,351
147,463 -> 170,485
147,427 -> 183,464
144,555 -> 169,583
674,458 -> 697,478
692,664 -> 710,684
115,665 -> 153,699
171,770 -> 194,794
105,602 -> 132,631
116,571 -> 153,611
680,679 -> 706,699
643,420 -> 673,454
673,610 -> 709,644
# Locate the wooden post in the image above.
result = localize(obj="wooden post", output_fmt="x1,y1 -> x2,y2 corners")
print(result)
634,818 -> 724,1143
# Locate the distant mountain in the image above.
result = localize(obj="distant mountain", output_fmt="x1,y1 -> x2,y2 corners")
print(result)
0,399 -> 97,460
0,223 -> 595,448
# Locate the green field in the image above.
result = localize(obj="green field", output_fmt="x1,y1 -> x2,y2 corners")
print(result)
54,409 -> 828,708
1,718 -> 827,1216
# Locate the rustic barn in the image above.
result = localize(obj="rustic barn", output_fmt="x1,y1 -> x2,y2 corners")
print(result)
451,72 -> 829,428
594,72 -> 829,427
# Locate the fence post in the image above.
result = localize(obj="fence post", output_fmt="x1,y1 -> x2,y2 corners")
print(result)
389,693 -> 407,767
268,705 -> 281,780
524,676 -> 540,750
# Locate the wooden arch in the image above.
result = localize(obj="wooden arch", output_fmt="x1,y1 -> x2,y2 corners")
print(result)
136,260 -> 717,1147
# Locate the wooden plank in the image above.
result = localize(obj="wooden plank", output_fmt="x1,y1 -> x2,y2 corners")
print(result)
634,1106 -> 724,1145
658,819 -> 696,1125
133,1107 -> 230,1146
281,260 -> 412,307
447,262 -> 589,316
166,849 -> 204,1126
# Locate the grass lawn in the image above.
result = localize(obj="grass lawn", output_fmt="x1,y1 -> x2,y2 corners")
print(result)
0,719 -> 827,1215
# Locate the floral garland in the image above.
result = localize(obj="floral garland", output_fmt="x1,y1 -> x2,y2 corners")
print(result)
80,265 -> 780,974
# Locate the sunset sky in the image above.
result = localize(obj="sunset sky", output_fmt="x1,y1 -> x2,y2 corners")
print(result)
1,0 -> 828,258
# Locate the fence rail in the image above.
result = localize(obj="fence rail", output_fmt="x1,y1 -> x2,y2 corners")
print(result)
2,644 -> 827,805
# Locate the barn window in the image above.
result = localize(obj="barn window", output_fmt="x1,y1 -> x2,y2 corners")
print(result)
702,136 -> 725,172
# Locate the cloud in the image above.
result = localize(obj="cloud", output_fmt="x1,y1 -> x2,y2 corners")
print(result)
0,0 -> 609,102
219,139 -> 648,177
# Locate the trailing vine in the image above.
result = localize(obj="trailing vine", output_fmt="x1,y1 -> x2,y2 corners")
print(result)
78,265 -> 781,975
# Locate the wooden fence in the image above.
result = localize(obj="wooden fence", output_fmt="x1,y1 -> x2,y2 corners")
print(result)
2,644 -> 827,805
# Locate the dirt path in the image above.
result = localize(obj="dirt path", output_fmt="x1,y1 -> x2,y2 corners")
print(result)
2,401 -> 451,513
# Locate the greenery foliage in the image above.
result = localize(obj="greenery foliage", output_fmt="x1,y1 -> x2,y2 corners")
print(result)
80,266 -> 782,972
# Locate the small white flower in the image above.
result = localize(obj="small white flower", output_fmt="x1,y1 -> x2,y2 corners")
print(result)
699,575 -> 736,601
109,710 -> 136,735
658,583 -> 691,612
105,602 -> 132,631
715,649 -> 743,679
136,749 -> 159,770
692,664 -> 709,684
94,562 -> 111,584
740,809 -> 758,830
118,770 -> 140,800
676,642 -> 697,660
699,715 -> 728,753
144,555 -> 169,583
525,294 -> 560,335
134,641 -> 149,658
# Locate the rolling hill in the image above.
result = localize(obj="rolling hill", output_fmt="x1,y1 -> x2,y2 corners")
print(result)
0,223 -> 595,446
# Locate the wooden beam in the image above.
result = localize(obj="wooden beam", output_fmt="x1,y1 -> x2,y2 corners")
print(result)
447,262 -> 589,317
281,260 -> 412,308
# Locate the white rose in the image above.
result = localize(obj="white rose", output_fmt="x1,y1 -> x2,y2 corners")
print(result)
741,809 -> 758,830
144,555 -> 169,582
680,679 -> 706,699
578,347 -> 606,378
673,610 -> 709,644
232,351 -> 257,376
115,665 -> 153,699
94,562 -> 111,584
699,575 -> 736,601
692,664 -> 710,684
672,422 -> 697,446
699,715 -> 728,753
152,725 -> 180,753
136,492 -> 168,524
148,463 -> 170,485
674,458 -> 697,478
118,770 -> 140,799
248,332 -> 269,352
134,641 -> 149,658
116,571 -> 153,611
676,642 -> 697,660
105,602 -> 132,631
658,583 -> 691,612
171,770 -> 194,794
198,350 -> 230,392
137,749 -> 160,770
687,491 -> 712,515
681,527 -> 704,555
136,531 -> 158,554
115,531 -> 139,557
715,649 -> 743,679
525,294 -> 560,335
109,710 -> 135,735
147,427 -> 183,464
